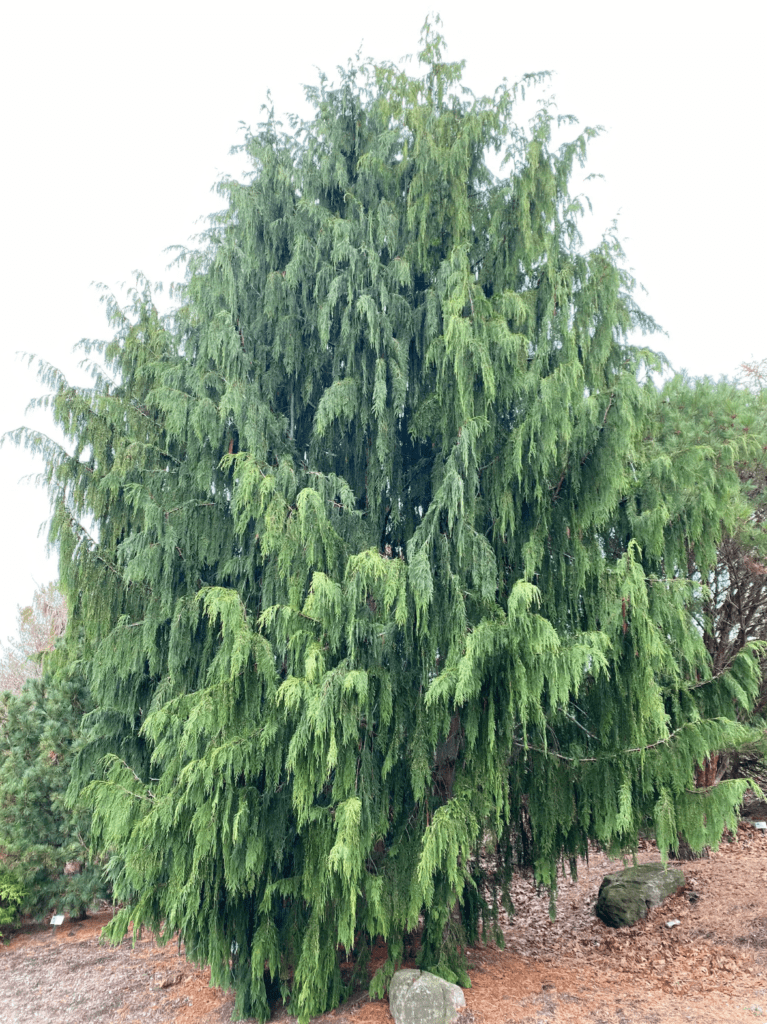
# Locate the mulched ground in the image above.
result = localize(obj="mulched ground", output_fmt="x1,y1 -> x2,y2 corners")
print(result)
3,819 -> 767,1024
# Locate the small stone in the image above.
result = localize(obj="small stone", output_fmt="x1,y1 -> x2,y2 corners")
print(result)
154,971 -> 184,989
666,919 -> 681,928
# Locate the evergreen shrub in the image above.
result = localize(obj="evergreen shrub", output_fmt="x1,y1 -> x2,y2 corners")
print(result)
0,643 -> 108,921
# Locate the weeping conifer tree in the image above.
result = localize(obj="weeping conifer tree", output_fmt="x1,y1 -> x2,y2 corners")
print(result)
11,20 -> 765,1021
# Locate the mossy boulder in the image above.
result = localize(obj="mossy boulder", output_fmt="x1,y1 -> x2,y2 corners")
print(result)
595,864 -> 685,927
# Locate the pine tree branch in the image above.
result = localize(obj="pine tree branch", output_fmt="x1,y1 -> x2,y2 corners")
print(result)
514,720 -> 725,764
164,502 -> 216,518
111,757 -> 155,800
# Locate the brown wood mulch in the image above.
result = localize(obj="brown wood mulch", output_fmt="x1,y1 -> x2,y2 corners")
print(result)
3,821 -> 767,1023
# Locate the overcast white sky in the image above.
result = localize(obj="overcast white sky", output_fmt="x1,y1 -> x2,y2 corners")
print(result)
0,0 -> 764,646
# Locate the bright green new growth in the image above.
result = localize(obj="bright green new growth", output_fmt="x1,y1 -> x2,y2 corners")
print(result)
11,20 -> 765,1021
0,867 -> 26,940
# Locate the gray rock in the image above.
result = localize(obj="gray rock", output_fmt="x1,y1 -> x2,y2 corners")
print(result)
740,791 -> 767,820
389,969 -> 466,1024
595,863 -> 685,927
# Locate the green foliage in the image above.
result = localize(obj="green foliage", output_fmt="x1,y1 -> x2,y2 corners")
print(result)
634,374 -> 767,790
0,865 -> 26,939
8,18 -> 766,1021
0,635 -> 108,920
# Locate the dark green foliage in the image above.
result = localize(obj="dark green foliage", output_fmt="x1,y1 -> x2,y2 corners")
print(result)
8,20 -> 766,1021
0,638 -> 108,920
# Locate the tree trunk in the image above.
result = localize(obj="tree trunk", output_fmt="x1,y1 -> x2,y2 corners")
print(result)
674,755 -> 726,859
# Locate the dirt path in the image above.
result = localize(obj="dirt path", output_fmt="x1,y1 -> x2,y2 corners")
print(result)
2,822 -> 767,1024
